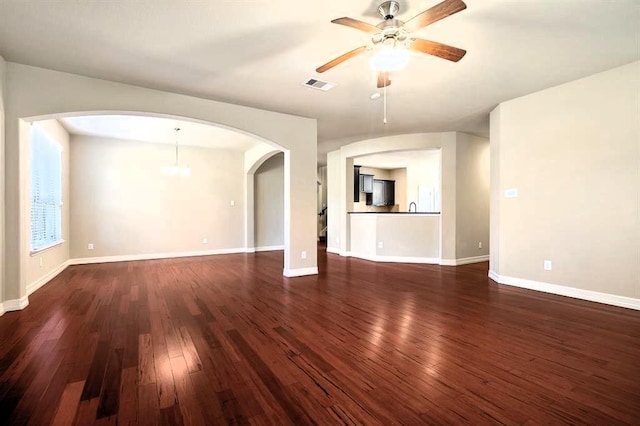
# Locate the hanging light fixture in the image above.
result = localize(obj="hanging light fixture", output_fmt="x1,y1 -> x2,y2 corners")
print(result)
163,127 -> 191,177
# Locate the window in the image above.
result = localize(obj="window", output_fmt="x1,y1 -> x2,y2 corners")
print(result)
30,125 -> 63,252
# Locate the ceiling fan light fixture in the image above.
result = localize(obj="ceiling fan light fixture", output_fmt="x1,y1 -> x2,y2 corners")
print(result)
371,43 -> 410,72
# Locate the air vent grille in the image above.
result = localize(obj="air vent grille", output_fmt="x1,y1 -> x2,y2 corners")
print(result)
302,78 -> 336,91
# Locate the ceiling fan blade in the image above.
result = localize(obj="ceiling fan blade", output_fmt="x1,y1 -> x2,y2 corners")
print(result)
377,72 -> 391,88
316,46 -> 367,73
403,0 -> 467,33
408,38 -> 466,62
331,17 -> 381,34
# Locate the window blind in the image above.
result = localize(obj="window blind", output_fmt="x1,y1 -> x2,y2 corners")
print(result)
30,125 -> 62,252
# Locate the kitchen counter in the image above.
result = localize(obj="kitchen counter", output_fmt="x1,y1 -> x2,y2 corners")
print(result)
348,212 -> 440,215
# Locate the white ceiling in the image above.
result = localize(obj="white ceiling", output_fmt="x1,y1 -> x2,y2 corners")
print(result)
0,0 -> 638,164
60,115 -> 262,151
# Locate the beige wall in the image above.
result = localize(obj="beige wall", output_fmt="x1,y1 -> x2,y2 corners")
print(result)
70,135 -> 245,258
490,61 -> 639,299
254,152 -> 284,249
0,56 -> 5,305
349,214 -> 440,260
26,120 -> 70,288
456,133 -> 490,259
389,168 -> 407,211
3,62 -> 317,306
326,151 -> 341,252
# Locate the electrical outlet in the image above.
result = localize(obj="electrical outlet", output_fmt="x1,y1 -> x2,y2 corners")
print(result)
39,257 -> 43,268
544,260 -> 552,271
378,241 -> 384,249
88,243 -> 94,250
505,188 -> 519,198
202,237 -> 208,244
230,200 -> 235,206
478,241 -> 483,249
301,250 -> 307,259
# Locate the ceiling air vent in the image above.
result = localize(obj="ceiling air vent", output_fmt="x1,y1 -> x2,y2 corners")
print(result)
302,78 -> 336,91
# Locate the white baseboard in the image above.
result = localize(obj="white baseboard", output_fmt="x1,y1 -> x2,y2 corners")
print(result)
27,260 -> 71,296
489,270 -> 640,311
255,245 -> 284,252
70,247 -> 249,265
440,255 -> 490,266
326,247 -> 341,255
0,295 -> 30,315
346,252 -> 487,266
348,252 -> 440,264
283,267 -> 319,277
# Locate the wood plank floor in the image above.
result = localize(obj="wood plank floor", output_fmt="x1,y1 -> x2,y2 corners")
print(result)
1,247 -> 639,425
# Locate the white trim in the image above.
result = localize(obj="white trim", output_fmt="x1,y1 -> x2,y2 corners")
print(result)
1,296 -> 30,315
70,248 -> 249,265
349,252 -> 440,264
326,247 -> 341,255
440,255 -> 490,266
346,253 -> 488,266
283,267 -> 319,277
27,260 -> 71,295
488,270 -> 640,311
255,245 -> 284,252
30,239 -> 66,256
245,248 -> 256,253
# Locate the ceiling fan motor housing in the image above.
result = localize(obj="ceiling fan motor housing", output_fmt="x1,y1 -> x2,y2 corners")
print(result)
378,1 -> 400,20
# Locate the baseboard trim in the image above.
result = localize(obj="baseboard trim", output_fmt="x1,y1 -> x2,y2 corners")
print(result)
70,248 -> 249,265
0,295 -> 30,315
255,245 -> 285,252
440,255 -> 490,266
489,270 -> 640,311
349,252 -> 440,264
283,267 -> 319,277
27,260 -> 71,296
326,247 -> 341,255
347,253 -> 487,266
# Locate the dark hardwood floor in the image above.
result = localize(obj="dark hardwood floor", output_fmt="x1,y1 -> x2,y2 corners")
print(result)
1,247 -> 639,425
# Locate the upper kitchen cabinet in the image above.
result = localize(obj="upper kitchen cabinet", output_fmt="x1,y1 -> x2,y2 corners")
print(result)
373,179 -> 395,206
360,174 -> 374,193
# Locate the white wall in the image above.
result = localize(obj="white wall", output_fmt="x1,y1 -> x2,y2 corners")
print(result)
254,152 -> 284,249
70,135 -> 245,258
405,150 -> 441,213
26,120 -> 70,291
490,61 -> 639,305
2,62 -> 317,309
0,57 -> 6,309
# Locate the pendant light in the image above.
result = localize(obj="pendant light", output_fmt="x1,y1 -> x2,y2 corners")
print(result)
163,127 -> 190,177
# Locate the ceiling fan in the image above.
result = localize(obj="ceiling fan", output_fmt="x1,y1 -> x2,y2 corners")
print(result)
316,0 -> 467,88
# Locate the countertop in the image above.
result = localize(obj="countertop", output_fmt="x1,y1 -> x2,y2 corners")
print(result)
348,212 -> 440,215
